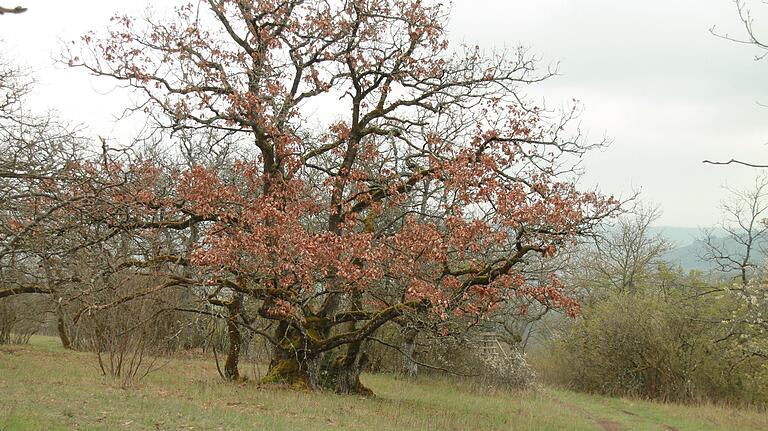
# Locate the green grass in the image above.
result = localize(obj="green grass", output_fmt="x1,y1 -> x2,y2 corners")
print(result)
1,337 -> 766,431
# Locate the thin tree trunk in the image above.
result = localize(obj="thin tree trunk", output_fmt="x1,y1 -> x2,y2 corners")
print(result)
401,327 -> 418,377
224,294 -> 243,381
56,301 -> 72,349
41,257 -> 72,350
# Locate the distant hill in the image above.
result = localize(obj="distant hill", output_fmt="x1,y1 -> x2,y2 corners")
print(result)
650,226 -> 765,273
648,226 -> 701,247
663,238 -> 717,272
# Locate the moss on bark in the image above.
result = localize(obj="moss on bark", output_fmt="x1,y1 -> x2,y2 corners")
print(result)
261,357 -> 313,390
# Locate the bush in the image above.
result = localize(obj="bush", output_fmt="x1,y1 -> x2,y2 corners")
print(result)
0,294 -> 48,344
77,298 -> 171,387
536,291 -> 767,403
72,276 -> 192,386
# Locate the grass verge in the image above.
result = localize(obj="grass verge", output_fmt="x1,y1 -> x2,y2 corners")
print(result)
1,336 -> 765,431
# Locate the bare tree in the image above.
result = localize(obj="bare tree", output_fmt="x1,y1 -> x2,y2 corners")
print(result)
576,204 -> 671,295
0,54 -> 91,347
701,174 -> 768,285
704,1 -> 768,167
712,0 -> 768,60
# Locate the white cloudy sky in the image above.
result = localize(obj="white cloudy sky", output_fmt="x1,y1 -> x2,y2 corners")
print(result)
1,0 -> 767,227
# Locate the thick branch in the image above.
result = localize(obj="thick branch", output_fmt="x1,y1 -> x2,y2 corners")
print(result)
316,301 -> 423,352
0,284 -> 52,299
0,6 -> 26,14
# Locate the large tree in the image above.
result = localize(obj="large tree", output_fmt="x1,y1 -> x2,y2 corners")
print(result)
68,0 -> 619,393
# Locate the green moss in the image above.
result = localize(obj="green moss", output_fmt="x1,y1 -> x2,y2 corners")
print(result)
275,317 -> 329,352
303,317 -> 328,343
261,358 -> 311,390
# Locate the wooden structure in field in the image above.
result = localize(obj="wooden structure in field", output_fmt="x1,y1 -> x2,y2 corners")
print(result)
476,332 -> 509,361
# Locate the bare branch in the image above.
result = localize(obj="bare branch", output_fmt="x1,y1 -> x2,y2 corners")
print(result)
0,6 -> 26,15
703,159 -> 768,168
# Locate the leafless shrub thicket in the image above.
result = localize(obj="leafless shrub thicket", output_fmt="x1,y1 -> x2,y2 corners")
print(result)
0,293 -> 47,344
75,279 -> 177,386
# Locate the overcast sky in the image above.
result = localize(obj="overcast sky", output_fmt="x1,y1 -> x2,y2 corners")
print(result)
2,0 -> 767,227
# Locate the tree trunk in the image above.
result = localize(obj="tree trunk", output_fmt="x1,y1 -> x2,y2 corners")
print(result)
331,338 -> 373,395
401,327 -> 418,377
263,323 -> 316,389
262,318 -> 325,390
263,350 -> 316,390
224,294 -> 243,381
42,258 -> 72,350
56,302 -> 72,350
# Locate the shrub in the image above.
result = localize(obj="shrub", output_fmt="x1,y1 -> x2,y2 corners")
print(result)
77,299 -> 171,387
0,294 -> 48,344
536,291 -> 767,403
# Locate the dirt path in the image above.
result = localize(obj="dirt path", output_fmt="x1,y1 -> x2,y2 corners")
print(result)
544,391 -> 681,431
594,420 -> 624,431
544,392 -> 626,431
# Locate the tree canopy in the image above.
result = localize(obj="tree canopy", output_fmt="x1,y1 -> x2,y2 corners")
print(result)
2,0 -> 619,393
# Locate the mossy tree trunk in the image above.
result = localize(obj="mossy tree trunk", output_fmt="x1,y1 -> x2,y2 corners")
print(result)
263,349 -> 317,389
328,307 -> 372,395
260,301 -> 418,394
332,339 -> 372,395
262,317 -> 328,389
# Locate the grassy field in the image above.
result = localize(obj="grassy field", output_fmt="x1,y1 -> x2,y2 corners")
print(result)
1,337 -> 766,430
